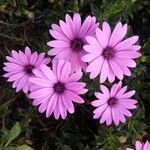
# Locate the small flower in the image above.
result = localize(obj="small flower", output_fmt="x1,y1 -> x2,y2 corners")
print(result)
47,13 -> 98,73
3,47 -> 50,93
29,59 -> 88,119
91,81 -> 137,126
127,141 -> 150,150
82,22 -> 141,83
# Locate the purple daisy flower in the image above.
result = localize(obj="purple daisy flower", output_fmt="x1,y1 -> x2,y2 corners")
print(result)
82,22 -> 141,83
91,81 -> 137,126
47,13 -> 99,73
3,47 -> 50,93
127,141 -> 150,150
29,59 -> 88,119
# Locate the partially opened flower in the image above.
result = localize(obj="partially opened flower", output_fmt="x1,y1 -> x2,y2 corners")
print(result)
127,141 -> 150,150
91,81 -> 137,126
47,13 -> 98,73
29,59 -> 88,119
3,47 -> 50,93
82,22 -> 141,83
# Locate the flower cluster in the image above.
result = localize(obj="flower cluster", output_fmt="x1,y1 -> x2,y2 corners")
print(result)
4,13 -> 141,125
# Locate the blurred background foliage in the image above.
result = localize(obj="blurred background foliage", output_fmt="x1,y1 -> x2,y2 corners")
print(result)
0,0 -> 150,149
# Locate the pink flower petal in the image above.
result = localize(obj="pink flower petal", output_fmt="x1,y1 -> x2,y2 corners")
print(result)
49,29 -> 69,41
121,90 -> 135,99
54,100 -> 60,119
107,64 -> 115,83
46,93 -> 58,118
100,59 -> 108,83
41,64 -> 57,82
59,20 -> 73,40
47,40 -> 70,48
73,13 -> 81,36
62,94 -> 74,114
116,51 -> 141,59
67,72 -> 82,82
100,107 -> 111,124
30,52 -> 38,65
135,141 -> 143,150
114,36 -> 139,50
60,61 -> 71,82
29,88 -> 52,99
58,95 -> 67,119
79,16 -> 92,37
65,90 -> 84,104
19,51 -> 29,65
25,47 -> 31,59
109,60 -> 123,80
102,22 -> 111,46
7,72 -> 25,82
100,85 -> 110,96
96,28 -> 108,49
112,107 -> 120,125
109,22 -> 127,47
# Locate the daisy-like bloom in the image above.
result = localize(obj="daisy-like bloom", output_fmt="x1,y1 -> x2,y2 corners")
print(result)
47,13 -> 99,72
29,59 -> 88,119
82,22 -> 141,83
91,81 -> 137,126
3,47 -> 50,93
127,141 -> 150,150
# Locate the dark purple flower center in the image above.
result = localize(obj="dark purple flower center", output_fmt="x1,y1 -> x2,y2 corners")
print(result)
107,97 -> 117,107
25,65 -> 34,75
54,82 -> 65,94
71,38 -> 83,52
102,47 -> 114,59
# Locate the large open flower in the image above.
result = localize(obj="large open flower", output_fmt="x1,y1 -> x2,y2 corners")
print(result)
82,22 -> 141,83
47,13 -> 98,73
3,47 -> 50,93
91,81 -> 137,126
127,141 -> 150,150
29,59 -> 88,119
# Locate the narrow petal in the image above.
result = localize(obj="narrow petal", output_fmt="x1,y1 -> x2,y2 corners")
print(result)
109,23 -> 127,47
58,95 -> 67,119
100,59 -> 108,83
121,90 -> 135,99
102,22 -> 111,46
100,85 -> 110,96
109,60 -> 123,80
65,90 -> 84,104
59,20 -> 73,39
67,72 -> 83,82
96,28 -> 108,49
115,51 -> 141,59
30,52 -> 38,65
62,94 -> 75,114
135,141 -> 143,150
88,56 -> 104,79
112,108 -> 120,125
29,88 -> 53,99
114,36 -> 139,50
60,61 -> 71,82
100,107 -> 111,124
41,64 -> 57,82
49,29 -> 69,41
73,13 -> 81,36
46,93 -> 58,118
25,46 -> 31,59
79,16 -> 92,37
47,40 -> 70,48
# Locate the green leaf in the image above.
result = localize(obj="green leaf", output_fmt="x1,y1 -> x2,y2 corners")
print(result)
5,122 -> 21,147
16,145 -> 33,150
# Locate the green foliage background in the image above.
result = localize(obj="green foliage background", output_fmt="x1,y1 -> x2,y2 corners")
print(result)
0,0 -> 150,150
